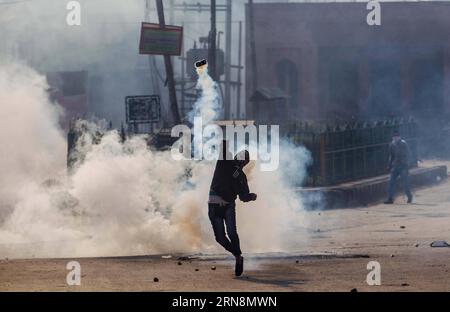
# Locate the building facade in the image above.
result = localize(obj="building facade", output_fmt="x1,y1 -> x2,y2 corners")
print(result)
246,1 -> 450,123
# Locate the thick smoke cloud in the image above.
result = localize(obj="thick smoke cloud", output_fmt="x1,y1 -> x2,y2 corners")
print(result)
0,0 -> 163,126
0,0 -> 313,259
0,62 -> 311,259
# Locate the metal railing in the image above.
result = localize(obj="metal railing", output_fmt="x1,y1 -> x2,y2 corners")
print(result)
281,118 -> 418,186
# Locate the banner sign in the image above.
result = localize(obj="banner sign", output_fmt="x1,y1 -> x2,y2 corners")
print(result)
125,95 -> 161,124
139,22 -> 183,56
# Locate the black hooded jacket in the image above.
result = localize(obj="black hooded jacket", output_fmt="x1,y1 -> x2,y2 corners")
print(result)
209,144 -> 254,203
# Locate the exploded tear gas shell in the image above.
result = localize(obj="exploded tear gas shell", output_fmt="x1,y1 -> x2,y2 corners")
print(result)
195,59 -> 207,68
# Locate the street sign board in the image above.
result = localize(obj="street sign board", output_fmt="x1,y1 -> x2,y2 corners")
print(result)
125,95 -> 161,124
139,22 -> 183,56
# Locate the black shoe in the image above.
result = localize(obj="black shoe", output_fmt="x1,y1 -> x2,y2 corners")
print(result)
235,256 -> 244,277
384,199 -> 394,204
407,196 -> 413,204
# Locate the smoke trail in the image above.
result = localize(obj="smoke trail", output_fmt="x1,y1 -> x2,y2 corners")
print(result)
187,64 -> 222,125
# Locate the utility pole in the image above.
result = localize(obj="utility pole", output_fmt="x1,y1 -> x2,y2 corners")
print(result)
248,0 -> 258,119
145,0 -> 155,131
224,0 -> 232,120
169,0 -> 175,24
155,0 -> 181,125
208,0 -> 217,81
237,21 -> 243,119
171,1 -> 236,119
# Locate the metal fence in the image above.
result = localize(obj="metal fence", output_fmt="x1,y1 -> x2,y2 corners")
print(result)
282,118 -> 418,186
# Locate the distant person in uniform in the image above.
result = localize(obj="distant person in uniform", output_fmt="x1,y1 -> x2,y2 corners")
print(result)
384,131 -> 413,204
208,141 -> 257,276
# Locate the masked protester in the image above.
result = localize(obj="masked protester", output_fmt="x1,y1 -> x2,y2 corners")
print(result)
208,141 -> 257,276
384,131 -> 413,204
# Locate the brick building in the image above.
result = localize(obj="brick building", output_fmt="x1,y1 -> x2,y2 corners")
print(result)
245,1 -> 450,123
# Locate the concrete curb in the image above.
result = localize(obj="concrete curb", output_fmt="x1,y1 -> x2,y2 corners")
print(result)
297,165 -> 448,210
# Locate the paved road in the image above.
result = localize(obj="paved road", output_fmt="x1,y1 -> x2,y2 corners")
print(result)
1,163 -> 450,291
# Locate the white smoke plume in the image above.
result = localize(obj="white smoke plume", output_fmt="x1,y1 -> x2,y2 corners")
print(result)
0,61 -> 311,259
187,64 -> 222,125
